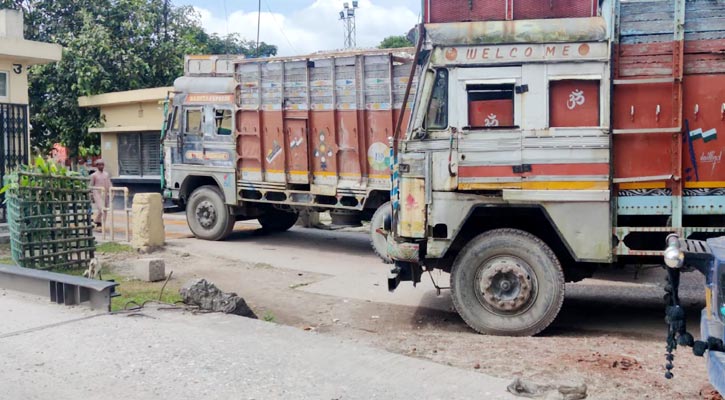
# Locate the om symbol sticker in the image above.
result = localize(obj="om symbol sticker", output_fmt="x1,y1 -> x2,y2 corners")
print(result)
484,114 -> 499,127
567,89 -> 585,110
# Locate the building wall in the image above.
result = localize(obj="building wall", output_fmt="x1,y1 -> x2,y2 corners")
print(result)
100,100 -> 166,129
100,131 -> 119,177
95,100 -> 166,178
0,57 -> 29,105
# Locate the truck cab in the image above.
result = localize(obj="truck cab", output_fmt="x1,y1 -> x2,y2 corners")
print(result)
388,0 -> 725,336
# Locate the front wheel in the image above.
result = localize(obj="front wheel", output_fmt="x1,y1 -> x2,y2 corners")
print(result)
258,209 -> 299,233
369,202 -> 393,264
186,185 -> 235,241
450,228 -> 565,336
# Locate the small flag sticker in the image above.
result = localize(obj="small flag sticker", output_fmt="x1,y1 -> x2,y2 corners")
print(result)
690,128 -> 703,140
702,128 -> 717,143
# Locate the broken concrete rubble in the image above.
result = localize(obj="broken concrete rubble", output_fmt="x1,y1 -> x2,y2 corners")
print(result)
179,278 -> 256,318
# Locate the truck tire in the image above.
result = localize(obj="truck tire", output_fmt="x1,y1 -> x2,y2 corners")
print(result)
186,185 -> 235,241
258,209 -> 299,233
369,202 -> 393,264
450,228 -> 565,336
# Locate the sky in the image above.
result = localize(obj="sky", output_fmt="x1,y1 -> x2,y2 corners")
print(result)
174,0 -> 421,56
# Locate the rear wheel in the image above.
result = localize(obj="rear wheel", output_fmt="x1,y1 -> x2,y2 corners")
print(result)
450,228 -> 565,336
258,209 -> 299,232
186,185 -> 235,241
369,202 -> 393,264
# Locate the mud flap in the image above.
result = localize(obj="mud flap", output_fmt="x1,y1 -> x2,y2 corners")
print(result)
388,261 -> 422,292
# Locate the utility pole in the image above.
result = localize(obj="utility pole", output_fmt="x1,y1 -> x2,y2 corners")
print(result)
339,1 -> 358,49
256,0 -> 261,57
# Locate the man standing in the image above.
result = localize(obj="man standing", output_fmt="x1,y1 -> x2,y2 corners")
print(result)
90,159 -> 111,230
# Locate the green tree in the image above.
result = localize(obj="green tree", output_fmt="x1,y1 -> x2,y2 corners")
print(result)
0,0 -> 277,157
378,35 -> 413,49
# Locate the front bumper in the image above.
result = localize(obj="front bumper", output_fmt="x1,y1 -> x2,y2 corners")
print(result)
386,235 -> 420,263
386,235 -> 422,291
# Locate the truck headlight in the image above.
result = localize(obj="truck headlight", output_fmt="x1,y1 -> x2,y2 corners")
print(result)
664,234 -> 684,269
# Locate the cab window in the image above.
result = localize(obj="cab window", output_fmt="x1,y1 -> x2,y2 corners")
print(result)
214,109 -> 233,135
467,83 -> 515,128
171,106 -> 180,130
425,69 -> 448,130
184,108 -> 202,134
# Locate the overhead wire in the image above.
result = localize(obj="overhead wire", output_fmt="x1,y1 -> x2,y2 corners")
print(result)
263,0 -> 299,55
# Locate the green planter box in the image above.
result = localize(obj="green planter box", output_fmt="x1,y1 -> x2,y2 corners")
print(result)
5,171 -> 95,270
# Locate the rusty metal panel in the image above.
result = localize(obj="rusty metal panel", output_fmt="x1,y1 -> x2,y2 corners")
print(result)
427,0 -> 506,23
682,74 -> 725,184
309,111 -> 337,186
549,80 -> 600,127
424,18 -> 608,46
284,116 -> 309,183
398,177 -> 426,238
237,110 -> 263,182
513,0 -> 597,20
425,0 -> 597,23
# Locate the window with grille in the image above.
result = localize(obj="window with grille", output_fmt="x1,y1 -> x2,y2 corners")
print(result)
0,72 -> 8,98
118,132 -> 161,177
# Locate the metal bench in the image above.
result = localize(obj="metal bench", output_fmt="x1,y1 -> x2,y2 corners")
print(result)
0,264 -> 118,311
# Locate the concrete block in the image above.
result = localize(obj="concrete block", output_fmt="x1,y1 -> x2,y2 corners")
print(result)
131,193 -> 165,252
133,258 -> 165,282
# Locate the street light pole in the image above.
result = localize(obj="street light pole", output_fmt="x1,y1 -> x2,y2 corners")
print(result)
339,1 -> 359,49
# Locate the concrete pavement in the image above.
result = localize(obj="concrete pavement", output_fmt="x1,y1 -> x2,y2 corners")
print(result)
0,290 -> 514,400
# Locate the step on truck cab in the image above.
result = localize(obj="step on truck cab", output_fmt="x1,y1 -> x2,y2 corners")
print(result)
387,0 -> 725,336
163,51 -> 417,262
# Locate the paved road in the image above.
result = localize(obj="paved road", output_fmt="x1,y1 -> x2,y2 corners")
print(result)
102,212 -> 705,337
0,291 -> 515,400
166,221 -> 705,338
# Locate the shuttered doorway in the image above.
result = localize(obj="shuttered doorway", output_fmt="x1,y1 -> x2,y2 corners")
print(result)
118,132 -> 160,177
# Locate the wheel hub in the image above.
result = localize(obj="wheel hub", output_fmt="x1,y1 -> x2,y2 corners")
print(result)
476,256 -> 535,314
196,200 -> 217,229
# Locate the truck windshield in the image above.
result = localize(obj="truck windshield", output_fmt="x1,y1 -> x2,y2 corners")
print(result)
424,69 -> 448,131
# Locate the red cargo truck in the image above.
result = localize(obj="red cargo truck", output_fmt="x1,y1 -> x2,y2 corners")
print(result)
163,49 -> 416,262
386,0 -> 725,335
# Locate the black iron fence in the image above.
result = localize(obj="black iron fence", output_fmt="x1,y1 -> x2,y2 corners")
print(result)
0,103 -> 29,222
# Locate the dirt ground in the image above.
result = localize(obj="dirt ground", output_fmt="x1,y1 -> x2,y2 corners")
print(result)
96,233 -> 716,400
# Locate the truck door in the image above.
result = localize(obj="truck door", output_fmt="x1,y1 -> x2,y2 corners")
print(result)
454,66 -> 524,190
180,105 -> 205,165
201,105 -> 236,169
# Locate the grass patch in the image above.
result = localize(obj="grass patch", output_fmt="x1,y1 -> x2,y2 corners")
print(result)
262,311 -> 276,322
109,273 -> 181,312
0,243 -> 12,264
97,242 -> 134,254
43,264 -> 181,312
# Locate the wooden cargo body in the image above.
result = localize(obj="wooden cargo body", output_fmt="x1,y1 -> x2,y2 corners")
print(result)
233,49 -> 416,208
